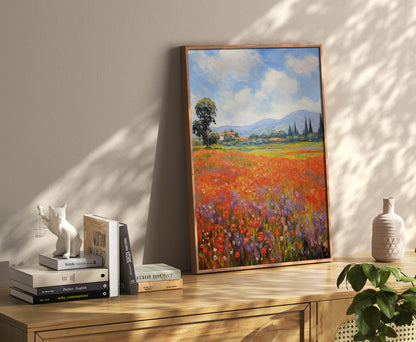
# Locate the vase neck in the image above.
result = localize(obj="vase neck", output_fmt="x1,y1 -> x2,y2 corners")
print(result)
383,198 -> 395,214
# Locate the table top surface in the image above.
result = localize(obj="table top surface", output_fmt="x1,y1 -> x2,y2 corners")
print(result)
1,251 -> 416,331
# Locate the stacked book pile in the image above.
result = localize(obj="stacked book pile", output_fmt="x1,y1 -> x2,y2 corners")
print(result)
9,215 -> 138,304
135,263 -> 182,293
9,253 -> 109,304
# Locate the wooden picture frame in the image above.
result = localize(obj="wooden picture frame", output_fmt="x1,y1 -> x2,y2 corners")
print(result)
181,44 -> 332,274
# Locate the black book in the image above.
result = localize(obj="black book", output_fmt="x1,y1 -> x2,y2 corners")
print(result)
10,280 -> 109,296
119,223 -> 138,294
10,287 -> 109,304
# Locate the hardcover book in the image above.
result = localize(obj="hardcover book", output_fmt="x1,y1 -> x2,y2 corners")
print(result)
10,286 -> 109,304
138,278 -> 183,293
119,223 -> 138,294
9,265 -> 108,288
39,252 -> 103,270
135,263 -> 181,283
84,215 -> 119,297
10,279 -> 109,296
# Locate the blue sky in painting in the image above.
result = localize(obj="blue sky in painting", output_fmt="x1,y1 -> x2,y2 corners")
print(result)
188,47 -> 323,126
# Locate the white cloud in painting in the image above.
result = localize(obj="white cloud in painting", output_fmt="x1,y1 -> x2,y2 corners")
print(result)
191,49 -> 263,85
220,88 -> 262,125
255,69 -> 298,101
216,70 -> 320,126
286,54 -> 319,74
222,88 -> 252,113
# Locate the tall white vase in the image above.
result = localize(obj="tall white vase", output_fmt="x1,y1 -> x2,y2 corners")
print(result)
372,197 -> 405,262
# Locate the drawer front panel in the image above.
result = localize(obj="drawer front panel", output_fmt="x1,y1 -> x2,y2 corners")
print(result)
36,304 -> 311,342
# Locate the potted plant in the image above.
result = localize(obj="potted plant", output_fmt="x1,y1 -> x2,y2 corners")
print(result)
337,263 -> 416,341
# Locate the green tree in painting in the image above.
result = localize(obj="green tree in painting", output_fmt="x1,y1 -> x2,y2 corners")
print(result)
192,97 -> 217,147
318,114 -> 324,138
303,117 -> 308,136
206,131 -> 220,145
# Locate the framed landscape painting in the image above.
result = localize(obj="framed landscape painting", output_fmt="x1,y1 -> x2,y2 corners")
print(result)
181,44 -> 332,274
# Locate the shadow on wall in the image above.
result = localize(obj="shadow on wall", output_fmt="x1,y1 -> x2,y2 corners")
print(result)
230,0 -> 416,255
0,100 -> 161,266
143,47 -> 190,269
0,47 -> 190,270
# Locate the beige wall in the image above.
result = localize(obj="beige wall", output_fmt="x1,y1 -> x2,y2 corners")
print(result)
1,0 -> 416,283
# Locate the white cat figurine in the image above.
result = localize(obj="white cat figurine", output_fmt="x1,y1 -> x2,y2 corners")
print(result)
37,204 -> 82,259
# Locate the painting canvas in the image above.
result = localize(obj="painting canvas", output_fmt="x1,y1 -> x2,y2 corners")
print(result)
182,44 -> 332,274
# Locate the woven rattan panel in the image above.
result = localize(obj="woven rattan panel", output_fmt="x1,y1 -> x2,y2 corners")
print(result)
335,319 -> 416,341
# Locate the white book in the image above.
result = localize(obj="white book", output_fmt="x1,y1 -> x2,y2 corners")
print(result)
39,252 -> 103,270
83,215 -> 119,297
9,265 -> 108,288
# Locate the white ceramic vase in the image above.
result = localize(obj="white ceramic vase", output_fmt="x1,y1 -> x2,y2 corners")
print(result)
372,197 -> 405,262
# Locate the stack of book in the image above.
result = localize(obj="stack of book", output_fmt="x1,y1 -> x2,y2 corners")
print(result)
9,215 -> 138,304
9,253 -> 109,304
135,263 -> 182,293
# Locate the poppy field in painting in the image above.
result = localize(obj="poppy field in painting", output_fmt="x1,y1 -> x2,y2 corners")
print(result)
193,143 -> 330,270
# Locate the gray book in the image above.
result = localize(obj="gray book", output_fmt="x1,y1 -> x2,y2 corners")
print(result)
39,252 -> 103,270
135,263 -> 181,283
9,265 -> 108,288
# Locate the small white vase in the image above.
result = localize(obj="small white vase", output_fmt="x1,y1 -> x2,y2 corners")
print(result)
371,197 -> 405,262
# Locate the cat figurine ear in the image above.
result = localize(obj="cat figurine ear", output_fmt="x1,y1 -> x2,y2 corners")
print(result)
37,204 -> 82,258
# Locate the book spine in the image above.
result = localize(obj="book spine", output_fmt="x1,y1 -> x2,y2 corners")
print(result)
11,280 -> 109,296
39,255 -> 103,271
138,279 -> 183,293
29,269 -> 108,288
33,290 -> 109,304
119,223 -> 138,294
83,215 -> 119,297
10,287 -> 110,304
136,269 -> 181,282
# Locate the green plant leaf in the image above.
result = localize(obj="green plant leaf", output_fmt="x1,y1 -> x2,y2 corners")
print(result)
376,265 -> 401,281
399,301 -> 416,313
377,291 -> 397,319
337,264 -> 352,288
347,302 -> 356,315
387,266 -> 402,281
353,331 -> 367,341
353,328 -> 376,341
380,311 -> 395,323
373,336 -> 387,342
401,293 -> 416,304
383,325 -> 398,338
348,265 -> 367,292
378,323 -> 397,337
378,270 -> 391,286
402,286 -> 416,294
355,309 -> 371,335
395,307 -> 413,326
362,305 -> 380,329
363,263 -> 380,287
379,284 -> 398,293
352,289 -> 377,310
400,275 -> 416,282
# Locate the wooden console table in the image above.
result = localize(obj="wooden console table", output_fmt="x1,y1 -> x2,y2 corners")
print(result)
1,251 -> 415,342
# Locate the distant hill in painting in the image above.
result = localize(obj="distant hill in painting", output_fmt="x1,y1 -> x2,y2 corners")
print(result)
212,110 -> 321,136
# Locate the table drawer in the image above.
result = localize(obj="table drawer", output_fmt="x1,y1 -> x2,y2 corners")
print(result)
36,303 -> 311,342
